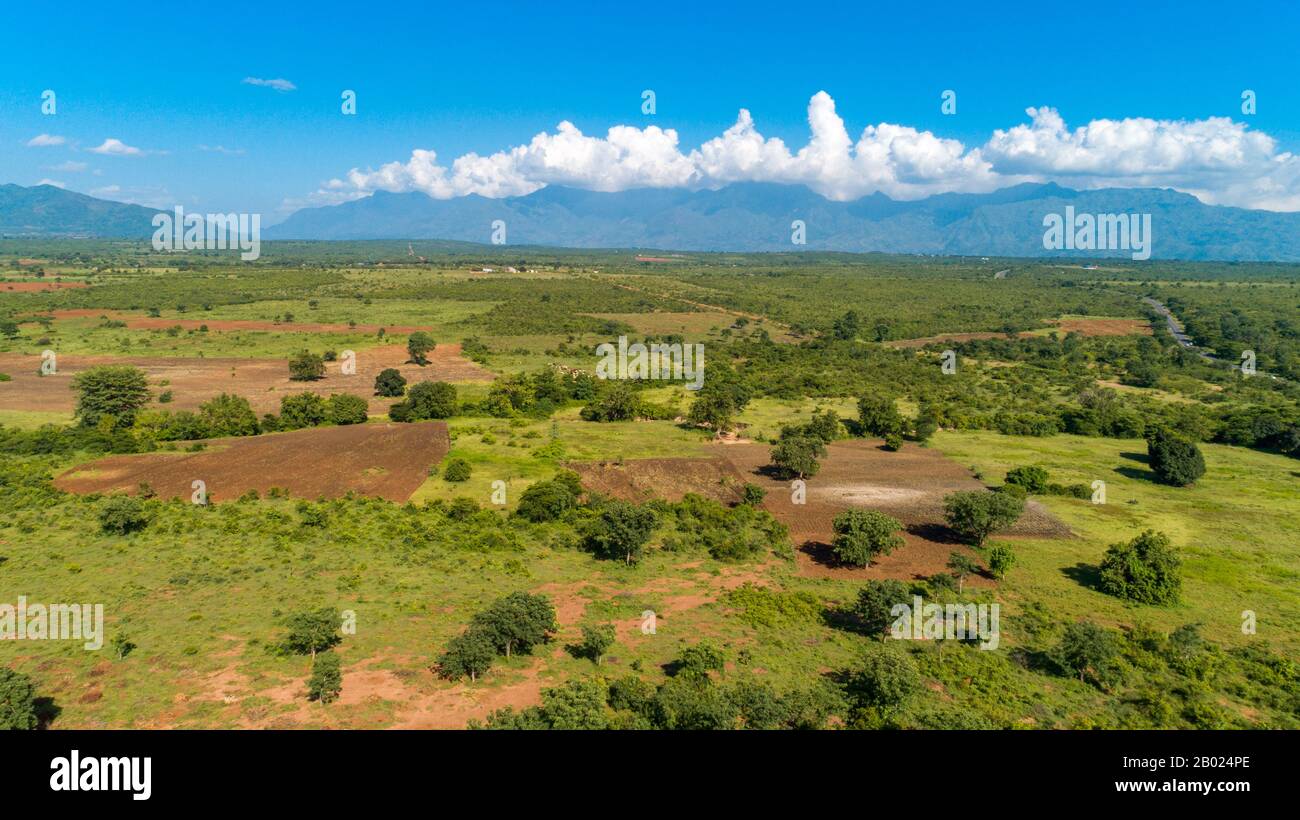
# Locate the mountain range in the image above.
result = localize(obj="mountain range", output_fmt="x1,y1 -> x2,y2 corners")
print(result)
4,181 -> 1300,261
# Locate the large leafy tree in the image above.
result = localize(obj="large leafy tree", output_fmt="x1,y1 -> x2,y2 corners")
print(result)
769,435 -> 826,479
288,350 -> 325,381
1147,429 -> 1206,486
437,628 -> 496,682
471,592 -> 557,658
406,332 -> 436,365
373,368 -> 407,397
830,510 -> 904,567
942,490 -> 1025,546
857,394 -> 905,437
282,608 -> 342,659
1052,621 -> 1123,689
852,579 -> 911,638
584,501 -> 658,564
73,365 -> 150,427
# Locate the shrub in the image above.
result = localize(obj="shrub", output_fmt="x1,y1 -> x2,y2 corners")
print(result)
1147,429 -> 1206,486
0,668 -> 39,729
373,368 -> 407,397
280,392 -> 328,429
288,350 -> 325,381
740,483 -> 766,506
99,495 -> 148,535
515,476 -> 579,522
1099,530 -> 1182,605
199,393 -> 259,437
852,579 -> 911,637
442,458 -> 472,482
326,393 -> 369,425
883,433 -> 903,451
830,510 -> 904,567
1004,465 -> 1049,493
845,644 -> 920,714
1053,621 -> 1123,689
405,381 -> 457,420
987,544 -> 1016,579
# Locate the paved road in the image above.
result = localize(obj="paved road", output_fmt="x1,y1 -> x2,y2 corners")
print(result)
1143,295 -> 1285,382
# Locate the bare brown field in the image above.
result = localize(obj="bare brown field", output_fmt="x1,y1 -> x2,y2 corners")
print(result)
888,317 -> 1152,349
569,456 -> 746,504
30,308 -> 431,335
0,343 -> 493,416
53,421 -> 449,502
574,439 -> 1071,582
2,281 -> 89,292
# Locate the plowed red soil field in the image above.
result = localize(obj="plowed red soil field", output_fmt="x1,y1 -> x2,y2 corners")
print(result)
0,343 -> 493,415
54,421 -> 449,502
573,439 -> 1071,582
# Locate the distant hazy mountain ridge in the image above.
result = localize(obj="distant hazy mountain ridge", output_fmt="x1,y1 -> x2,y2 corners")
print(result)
5,181 -> 1300,261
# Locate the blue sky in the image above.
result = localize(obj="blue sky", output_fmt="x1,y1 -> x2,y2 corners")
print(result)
4,0 -> 1299,221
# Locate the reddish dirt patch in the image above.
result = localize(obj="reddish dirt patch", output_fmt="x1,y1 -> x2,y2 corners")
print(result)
568,456 -> 745,504
0,343 -> 492,416
54,421 -> 449,502
1,281 -> 89,292
574,440 -> 1070,582
36,308 -> 429,335
889,318 -> 1152,349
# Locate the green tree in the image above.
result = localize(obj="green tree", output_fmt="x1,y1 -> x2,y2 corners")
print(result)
1004,465 -> 1049,493
403,381 -> 457,420
946,551 -> 980,592
583,500 -> 658,564
831,510 -> 904,567
1053,621 -> 1122,689
282,608 -> 341,660
406,331 -> 436,365
515,477 -> 579,522
987,544 -> 1016,579
438,628 -> 496,682
845,644 -> 920,714
442,457 -> 472,482
1098,530 -> 1182,605
1147,429 -> 1206,486
326,393 -> 369,425
373,368 -> 407,397
288,350 -> 325,381
578,623 -> 616,664
471,592 -> 557,658
0,668 -> 39,730
199,393 -> 259,437
675,642 -> 726,682
853,579 -> 911,638
580,382 -> 639,422
769,435 -> 825,479
73,365 -> 150,427
99,495 -> 148,535
307,652 -> 342,704
686,390 -> 737,435
857,394 -> 904,437
279,392 -> 327,429
942,490 -> 1025,546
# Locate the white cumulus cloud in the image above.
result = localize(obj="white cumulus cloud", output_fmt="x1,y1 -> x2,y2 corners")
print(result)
295,92 -> 1300,212
243,77 -> 296,92
26,134 -> 66,147
89,138 -> 144,156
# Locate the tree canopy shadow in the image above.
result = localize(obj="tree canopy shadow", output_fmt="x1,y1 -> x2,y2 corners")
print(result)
1062,562 -> 1104,593
1114,465 -> 1158,483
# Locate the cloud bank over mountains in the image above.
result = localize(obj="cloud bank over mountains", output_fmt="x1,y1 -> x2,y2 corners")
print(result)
300,92 -> 1300,213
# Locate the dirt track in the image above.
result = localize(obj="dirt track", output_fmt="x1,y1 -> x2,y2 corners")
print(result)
54,421 -> 449,502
